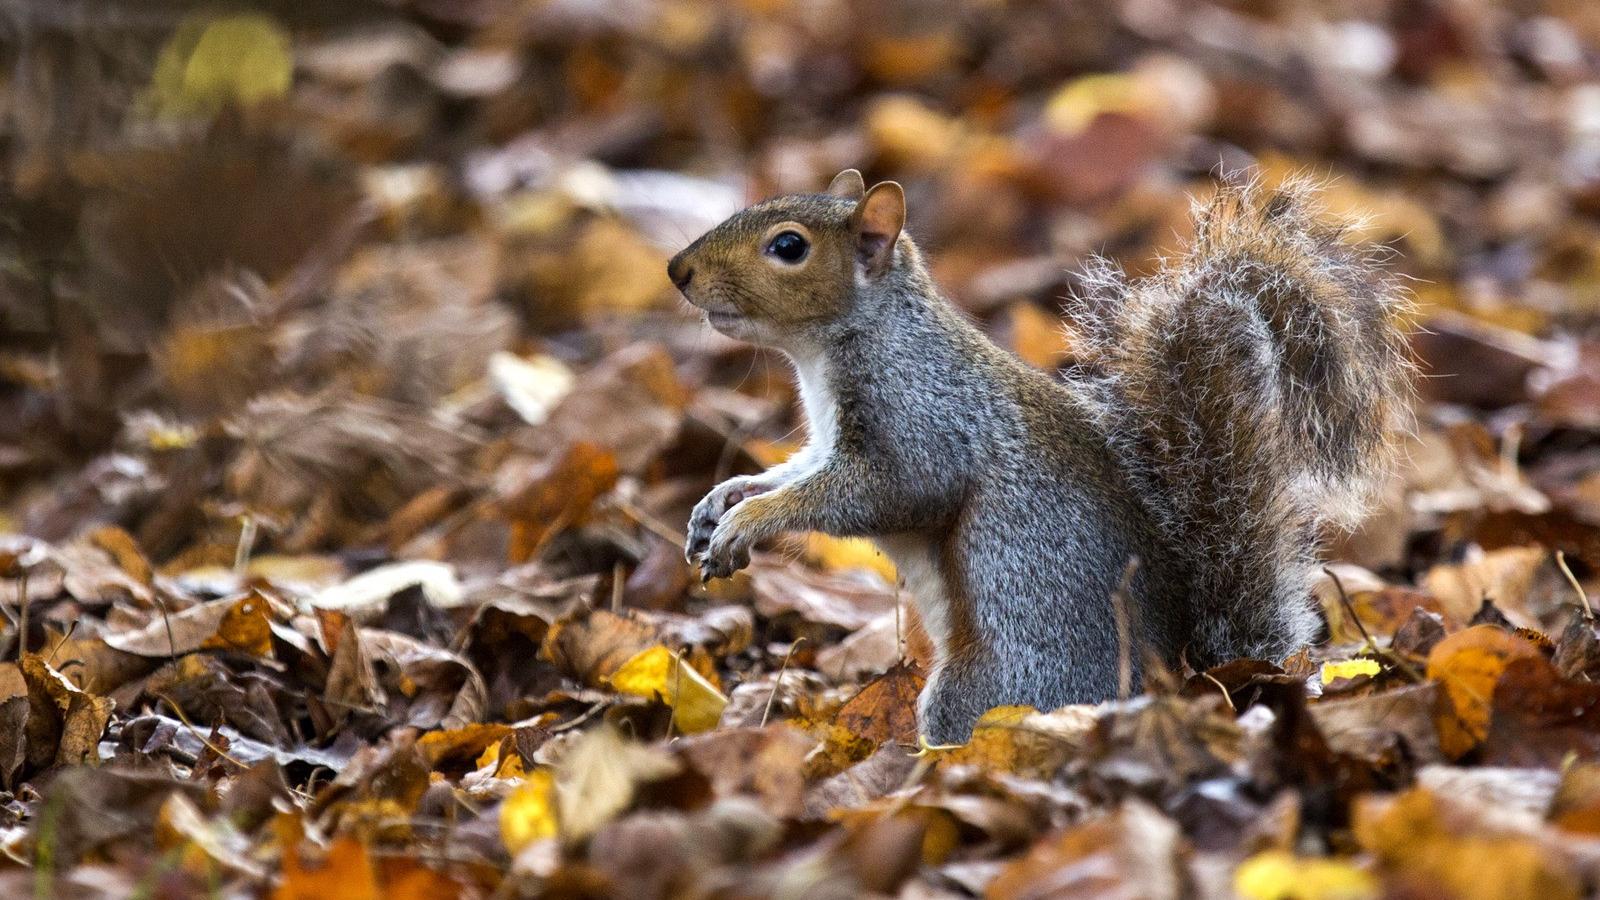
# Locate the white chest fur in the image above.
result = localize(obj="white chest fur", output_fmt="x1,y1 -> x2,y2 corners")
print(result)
787,351 -> 837,462
875,534 -> 951,656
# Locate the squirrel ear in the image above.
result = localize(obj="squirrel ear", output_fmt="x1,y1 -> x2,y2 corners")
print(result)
850,181 -> 905,276
826,169 -> 866,200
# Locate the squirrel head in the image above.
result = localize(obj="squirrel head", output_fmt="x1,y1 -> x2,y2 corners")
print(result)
668,170 -> 908,347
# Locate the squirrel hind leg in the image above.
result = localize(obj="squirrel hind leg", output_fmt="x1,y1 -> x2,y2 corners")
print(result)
917,653 -> 1004,746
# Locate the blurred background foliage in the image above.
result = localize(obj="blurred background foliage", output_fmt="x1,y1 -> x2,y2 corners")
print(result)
7,0 -> 1600,613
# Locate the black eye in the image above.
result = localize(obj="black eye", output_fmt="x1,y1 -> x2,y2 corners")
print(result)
766,231 -> 808,263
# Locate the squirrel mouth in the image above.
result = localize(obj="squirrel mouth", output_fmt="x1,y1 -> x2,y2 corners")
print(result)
705,309 -> 745,329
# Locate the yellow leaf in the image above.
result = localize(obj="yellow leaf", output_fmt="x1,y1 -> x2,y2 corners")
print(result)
1354,788 -> 1581,900
474,738 -> 527,779
1320,658 -> 1381,683
934,706 -> 1074,778
608,645 -> 728,734
1044,73 -> 1159,136
149,13 -> 292,116
805,534 -> 898,583
1235,851 -> 1377,900
499,769 -> 557,854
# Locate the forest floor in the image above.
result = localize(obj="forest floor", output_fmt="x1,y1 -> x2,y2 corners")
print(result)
8,1 -> 1600,897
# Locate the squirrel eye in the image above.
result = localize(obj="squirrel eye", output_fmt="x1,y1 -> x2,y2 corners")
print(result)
766,231 -> 809,263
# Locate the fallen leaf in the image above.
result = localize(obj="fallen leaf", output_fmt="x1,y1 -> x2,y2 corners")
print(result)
1354,788 -> 1579,900
276,837 -> 381,900
803,534 -> 898,583
933,706 -> 1074,779
1423,547 -> 1553,628
986,802 -> 1182,900
199,592 -> 274,657
553,726 -> 680,841
1424,625 -> 1545,758
21,654 -> 113,769
1234,850 -> 1377,900
148,12 -> 293,116
748,559 -> 899,631
490,352 -> 575,426
1483,655 -> 1600,767
541,607 -> 660,686
105,595 -> 254,658
676,726 -> 815,819
607,644 -> 728,734
500,768 -> 558,853
309,561 -> 465,621
1320,658 -> 1381,684
498,441 -> 620,563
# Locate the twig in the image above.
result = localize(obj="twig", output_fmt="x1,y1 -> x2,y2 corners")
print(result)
233,516 -> 257,574
667,649 -> 685,741
1556,550 -> 1594,622
1323,566 -> 1423,683
550,701 -> 605,734
47,620 -> 77,666
611,561 -> 625,613
1325,567 -> 1376,647
1111,557 -> 1141,701
1201,671 -> 1235,713
762,638 -> 804,727
151,691 -> 249,772
15,570 -> 25,661
153,590 -> 178,661
614,498 -> 687,550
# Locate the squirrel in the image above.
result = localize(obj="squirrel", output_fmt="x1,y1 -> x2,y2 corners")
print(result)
668,169 -> 1413,745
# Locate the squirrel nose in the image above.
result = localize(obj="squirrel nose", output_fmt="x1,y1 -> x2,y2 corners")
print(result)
668,257 -> 693,291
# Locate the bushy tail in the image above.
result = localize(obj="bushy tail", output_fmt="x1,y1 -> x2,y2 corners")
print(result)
1064,177 -> 1414,666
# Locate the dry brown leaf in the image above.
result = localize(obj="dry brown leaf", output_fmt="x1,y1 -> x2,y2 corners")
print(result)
1422,547 -> 1553,629
275,837 -> 381,900
498,441 -> 619,563
541,607 -> 660,687
20,655 -> 113,770
677,726 -> 815,819
359,629 -> 486,731
105,594 -> 265,658
1483,655 -> 1600,768
932,706 -> 1075,779
748,558 -> 900,632
807,662 -> 925,777
833,661 -> 925,747
986,802 -> 1183,900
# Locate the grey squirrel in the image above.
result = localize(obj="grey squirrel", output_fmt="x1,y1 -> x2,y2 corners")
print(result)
668,169 -> 1413,745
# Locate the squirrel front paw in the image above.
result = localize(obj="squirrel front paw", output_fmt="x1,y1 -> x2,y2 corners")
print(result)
686,476 -> 771,564
697,512 -> 758,582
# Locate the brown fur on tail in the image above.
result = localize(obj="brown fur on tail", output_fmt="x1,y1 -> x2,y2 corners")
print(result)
1064,177 -> 1415,666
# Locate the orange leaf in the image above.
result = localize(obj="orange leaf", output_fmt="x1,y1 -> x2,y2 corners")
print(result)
275,838 -> 380,900
201,593 -> 274,657
1425,625 -> 1543,758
